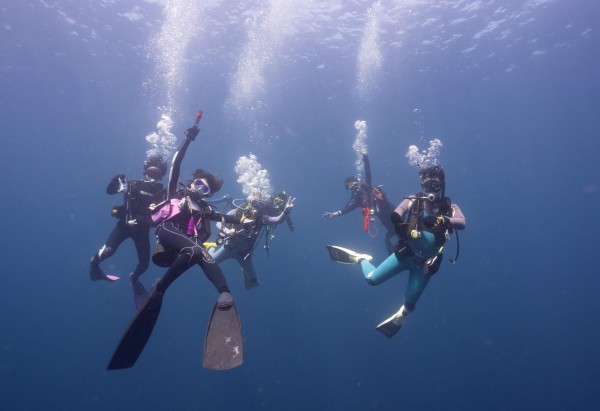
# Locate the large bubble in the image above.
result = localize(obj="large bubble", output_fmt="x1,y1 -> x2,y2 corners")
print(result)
145,112 -> 178,159
406,138 -> 443,169
234,154 -> 273,199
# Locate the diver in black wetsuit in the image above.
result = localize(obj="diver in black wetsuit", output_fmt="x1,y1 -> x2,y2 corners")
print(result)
322,153 -> 397,253
148,123 -> 255,309
90,156 -> 166,295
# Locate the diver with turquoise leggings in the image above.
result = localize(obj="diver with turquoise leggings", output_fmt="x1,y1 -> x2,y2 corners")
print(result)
326,165 -> 466,338
209,193 -> 295,289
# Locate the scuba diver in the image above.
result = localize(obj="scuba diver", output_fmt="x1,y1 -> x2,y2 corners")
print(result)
326,165 -> 466,338
108,112 -> 252,370
90,155 -> 166,301
322,152 -> 397,253
210,191 -> 295,289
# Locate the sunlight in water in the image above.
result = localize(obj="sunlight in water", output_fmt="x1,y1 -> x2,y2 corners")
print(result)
226,0 -> 309,142
145,0 -> 219,157
356,1 -> 383,100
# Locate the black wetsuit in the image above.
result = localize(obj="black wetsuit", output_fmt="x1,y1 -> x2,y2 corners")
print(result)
90,176 -> 164,281
337,154 -> 397,253
153,134 -> 244,296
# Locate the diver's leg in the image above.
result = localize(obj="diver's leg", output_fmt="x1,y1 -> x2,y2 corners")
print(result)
209,244 -> 234,264
360,252 -> 406,285
130,227 -> 151,282
153,253 -> 195,294
90,223 -> 127,281
154,222 -> 201,293
198,255 -> 230,294
403,265 -> 432,313
239,255 -> 259,289
129,227 -> 153,308
373,261 -> 424,337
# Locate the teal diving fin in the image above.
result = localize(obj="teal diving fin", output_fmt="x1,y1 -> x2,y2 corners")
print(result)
203,301 -> 243,370
326,245 -> 372,264
107,288 -> 163,370
375,306 -> 407,339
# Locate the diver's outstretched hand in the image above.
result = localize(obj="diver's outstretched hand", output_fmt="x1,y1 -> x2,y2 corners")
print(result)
322,211 -> 339,219
283,197 -> 296,214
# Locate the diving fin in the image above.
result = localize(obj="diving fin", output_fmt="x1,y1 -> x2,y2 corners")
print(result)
203,297 -> 243,371
132,280 -> 149,311
326,245 -> 372,264
90,266 -> 119,282
107,287 -> 164,370
375,306 -> 408,339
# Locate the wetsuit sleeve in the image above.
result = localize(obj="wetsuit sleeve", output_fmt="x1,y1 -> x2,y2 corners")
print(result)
393,198 -> 413,220
167,136 -> 193,199
448,203 -> 466,230
363,154 -> 372,187
338,195 -> 361,215
218,210 -> 245,224
259,211 -> 286,225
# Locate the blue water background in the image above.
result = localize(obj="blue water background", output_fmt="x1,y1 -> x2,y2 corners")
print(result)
1,1 -> 599,410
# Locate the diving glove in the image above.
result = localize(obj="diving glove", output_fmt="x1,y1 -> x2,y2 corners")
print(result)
423,215 -> 448,229
186,126 -> 199,141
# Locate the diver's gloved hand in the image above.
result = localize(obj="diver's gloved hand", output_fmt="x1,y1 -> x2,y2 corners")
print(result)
222,226 -> 236,236
283,197 -> 296,214
127,219 -> 138,226
322,211 -> 340,219
422,216 -> 437,229
186,125 -> 199,141
109,174 -> 126,185
117,175 -> 129,193
112,174 -> 126,182
423,215 -> 448,230
438,216 -> 449,227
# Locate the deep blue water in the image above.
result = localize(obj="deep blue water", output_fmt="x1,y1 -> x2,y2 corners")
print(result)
1,1 -> 599,410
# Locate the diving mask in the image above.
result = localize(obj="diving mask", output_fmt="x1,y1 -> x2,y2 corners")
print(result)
347,181 -> 359,191
421,179 -> 442,193
192,178 -> 211,196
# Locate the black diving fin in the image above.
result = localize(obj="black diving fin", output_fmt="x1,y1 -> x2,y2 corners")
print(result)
107,287 -> 163,370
